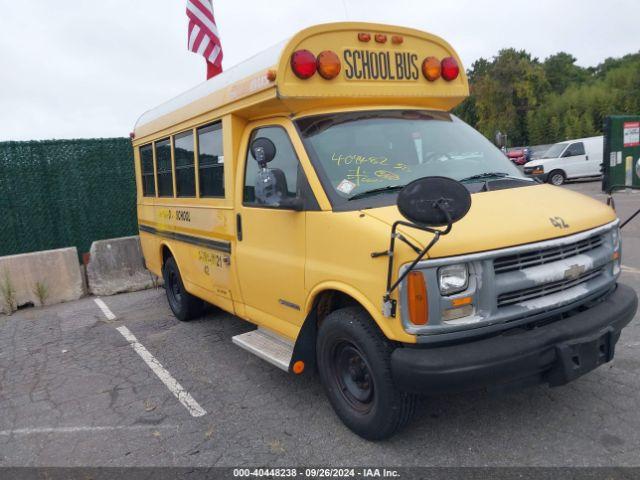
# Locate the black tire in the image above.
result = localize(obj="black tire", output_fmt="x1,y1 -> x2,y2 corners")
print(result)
547,170 -> 565,186
316,306 -> 417,440
162,256 -> 204,321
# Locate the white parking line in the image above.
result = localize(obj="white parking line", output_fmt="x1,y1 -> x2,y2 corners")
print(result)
0,425 -> 174,436
93,298 -> 207,418
622,265 -> 640,275
94,298 -> 116,320
116,326 -> 207,418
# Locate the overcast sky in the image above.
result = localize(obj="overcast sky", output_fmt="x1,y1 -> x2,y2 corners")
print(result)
0,0 -> 637,141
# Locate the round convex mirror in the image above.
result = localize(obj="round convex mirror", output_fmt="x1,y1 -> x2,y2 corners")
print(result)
397,176 -> 471,227
250,137 -> 276,166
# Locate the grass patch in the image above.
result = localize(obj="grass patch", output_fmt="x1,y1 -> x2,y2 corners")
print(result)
1,270 -> 17,315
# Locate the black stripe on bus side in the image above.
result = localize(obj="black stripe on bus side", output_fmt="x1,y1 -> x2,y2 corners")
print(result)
138,224 -> 232,254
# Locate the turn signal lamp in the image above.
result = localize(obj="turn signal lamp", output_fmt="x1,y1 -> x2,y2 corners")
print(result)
291,49 -> 317,79
422,56 -> 441,81
613,249 -> 621,276
407,271 -> 428,325
441,57 -> 460,81
451,296 -> 473,307
317,50 -> 341,79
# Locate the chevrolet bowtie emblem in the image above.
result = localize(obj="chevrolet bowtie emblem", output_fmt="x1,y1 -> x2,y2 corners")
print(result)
564,264 -> 586,281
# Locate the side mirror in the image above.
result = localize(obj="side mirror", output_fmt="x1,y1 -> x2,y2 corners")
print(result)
378,176 -> 472,318
250,137 -> 276,166
397,176 -> 471,227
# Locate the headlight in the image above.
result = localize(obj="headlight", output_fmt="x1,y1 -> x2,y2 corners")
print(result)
612,227 -> 621,276
612,227 -> 620,251
438,264 -> 469,295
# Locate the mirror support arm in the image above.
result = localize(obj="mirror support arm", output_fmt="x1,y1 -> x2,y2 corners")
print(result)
381,210 -> 453,318
371,232 -> 421,258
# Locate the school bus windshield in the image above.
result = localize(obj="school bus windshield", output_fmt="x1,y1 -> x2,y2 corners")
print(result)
297,110 -> 525,204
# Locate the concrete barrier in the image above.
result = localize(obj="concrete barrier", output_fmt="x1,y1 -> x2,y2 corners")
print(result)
0,247 -> 84,314
86,236 -> 160,296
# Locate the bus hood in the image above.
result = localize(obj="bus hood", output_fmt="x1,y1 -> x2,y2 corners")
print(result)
361,184 -> 617,259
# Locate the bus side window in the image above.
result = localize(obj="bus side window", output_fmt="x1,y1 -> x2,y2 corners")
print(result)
155,138 -> 173,197
174,130 -> 196,197
243,127 -> 299,206
197,122 -> 224,198
140,144 -> 155,197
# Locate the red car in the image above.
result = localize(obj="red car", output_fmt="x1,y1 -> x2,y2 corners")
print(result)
507,149 -> 526,165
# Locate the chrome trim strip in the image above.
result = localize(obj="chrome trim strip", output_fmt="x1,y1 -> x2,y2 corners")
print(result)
279,299 -> 301,311
139,223 -> 232,253
404,219 -> 619,270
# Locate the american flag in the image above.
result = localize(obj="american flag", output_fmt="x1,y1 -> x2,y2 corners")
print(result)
186,0 -> 223,79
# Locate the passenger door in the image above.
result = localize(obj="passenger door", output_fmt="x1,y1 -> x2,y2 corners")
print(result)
234,122 -> 314,333
562,142 -> 588,178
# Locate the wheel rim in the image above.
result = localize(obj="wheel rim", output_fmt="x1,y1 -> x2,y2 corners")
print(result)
551,174 -> 563,185
330,341 -> 374,413
168,269 -> 182,305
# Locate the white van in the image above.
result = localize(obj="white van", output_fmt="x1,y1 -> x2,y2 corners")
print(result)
524,136 -> 603,185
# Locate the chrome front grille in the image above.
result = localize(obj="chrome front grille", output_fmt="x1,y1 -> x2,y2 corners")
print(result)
402,221 -> 618,340
497,266 -> 606,308
494,233 -> 604,274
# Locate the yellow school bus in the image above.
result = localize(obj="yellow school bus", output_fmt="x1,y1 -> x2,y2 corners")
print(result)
133,22 -> 637,439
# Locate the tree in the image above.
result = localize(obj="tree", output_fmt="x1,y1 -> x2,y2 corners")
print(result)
470,49 -> 549,146
543,52 -> 587,95
579,112 -> 597,138
563,110 -> 581,139
548,116 -> 562,143
460,48 -> 640,145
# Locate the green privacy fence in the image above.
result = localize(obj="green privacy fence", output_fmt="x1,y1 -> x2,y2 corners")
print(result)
0,138 -> 137,258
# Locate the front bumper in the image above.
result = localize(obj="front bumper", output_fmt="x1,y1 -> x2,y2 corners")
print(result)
524,171 -> 547,181
391,283 -> 637,395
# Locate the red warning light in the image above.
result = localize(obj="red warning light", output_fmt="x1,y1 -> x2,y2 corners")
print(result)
291,50 -> 317,79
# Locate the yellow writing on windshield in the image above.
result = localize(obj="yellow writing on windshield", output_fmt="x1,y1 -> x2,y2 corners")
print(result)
331,152 -> 389,167
375,170 -> 400,181
346,166 -> 383,187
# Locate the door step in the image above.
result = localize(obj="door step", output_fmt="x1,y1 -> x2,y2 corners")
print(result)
232,327 -> 294,371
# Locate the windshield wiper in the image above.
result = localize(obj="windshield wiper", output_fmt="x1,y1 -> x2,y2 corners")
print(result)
459,172 -> 513,183
348,185 -> 404,201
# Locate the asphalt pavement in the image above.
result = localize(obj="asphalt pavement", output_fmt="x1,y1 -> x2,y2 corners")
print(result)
1,180 -> 639,467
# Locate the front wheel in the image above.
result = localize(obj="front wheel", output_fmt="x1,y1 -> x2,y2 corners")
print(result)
162,256 -> 205,321
316,306 -> 417,440
548,170 -> 565,186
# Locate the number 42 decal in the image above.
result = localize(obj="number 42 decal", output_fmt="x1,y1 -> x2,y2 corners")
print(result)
550,216 -> 570,229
